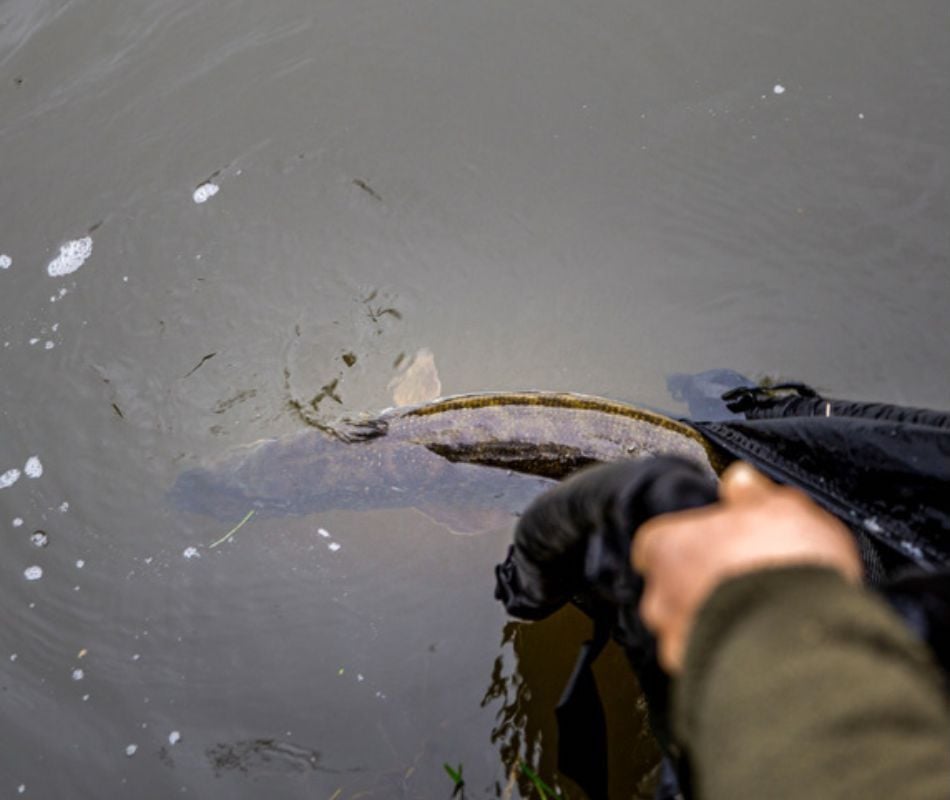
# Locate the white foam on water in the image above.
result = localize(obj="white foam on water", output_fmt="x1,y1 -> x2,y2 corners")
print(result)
317,528 -> 331,538
328,542 -> 341,552
169,731 -> 181,745
18,785 -> 25,795
24,457 -> 42,479
0,254 -> 11,269
47,237 -> 93,277
193,183 -> 219,204
182,546 -> 200,559
44,341 -> 54,350
59,501 -> 69,513
76,559 -> 85,569
125,744 -> 138,757
28,338 -> 39,346
23,566 -> 43,581
12,518 -> 24,527
71,668 -> 84,681
773,84 -> 786,94
1,469 -> 21,489
10,653 -> 17,661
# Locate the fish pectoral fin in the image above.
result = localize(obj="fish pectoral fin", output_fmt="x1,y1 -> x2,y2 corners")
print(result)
413,504 -> 516,535
329,416 -> 389,442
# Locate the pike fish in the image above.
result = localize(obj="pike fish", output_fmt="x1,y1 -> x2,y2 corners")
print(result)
171,392 -> 718,533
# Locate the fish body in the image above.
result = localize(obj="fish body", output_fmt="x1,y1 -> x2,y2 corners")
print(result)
171,392 -> 717,531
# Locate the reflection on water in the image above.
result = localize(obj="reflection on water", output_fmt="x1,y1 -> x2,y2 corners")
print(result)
481,607 -> 660,799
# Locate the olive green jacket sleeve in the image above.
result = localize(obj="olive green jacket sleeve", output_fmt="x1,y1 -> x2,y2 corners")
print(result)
673,566 -> 950,800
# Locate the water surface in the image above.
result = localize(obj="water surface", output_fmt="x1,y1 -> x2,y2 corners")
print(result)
2,0 -> 949,796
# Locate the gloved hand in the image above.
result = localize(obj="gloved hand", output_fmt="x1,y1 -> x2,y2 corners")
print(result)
633,462 -> 863,673
493,455 -> 719,800
495,455 -> 717,621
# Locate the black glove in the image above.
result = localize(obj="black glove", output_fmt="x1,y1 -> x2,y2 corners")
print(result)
494,455 -> 717,800
495,455 -> 717,620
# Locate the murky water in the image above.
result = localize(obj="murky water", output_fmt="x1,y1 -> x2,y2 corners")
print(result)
2,0 -> 949,797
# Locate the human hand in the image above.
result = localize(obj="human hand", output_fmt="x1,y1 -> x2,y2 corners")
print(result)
631,462 -> 862,674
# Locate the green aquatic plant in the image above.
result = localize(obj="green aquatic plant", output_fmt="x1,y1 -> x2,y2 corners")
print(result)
519,762 -> 565,799
443,762 -> 464,796
208,509 -> 255,549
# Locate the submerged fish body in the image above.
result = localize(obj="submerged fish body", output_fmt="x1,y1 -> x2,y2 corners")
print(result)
171,392 -> 717,531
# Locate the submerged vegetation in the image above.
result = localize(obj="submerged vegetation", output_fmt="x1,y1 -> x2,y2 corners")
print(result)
443,762 -> 464,797
520,762 -> 565,799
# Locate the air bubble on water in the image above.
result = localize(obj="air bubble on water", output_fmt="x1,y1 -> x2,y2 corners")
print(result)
47,237 -> 93,277
24,457 -> 42,479
193,183 -> 219,204
82,694 -> 90,701
773,84 -> 786,95
30,531 -> 48,548
28,338 -> 39,346
0,254 -> 11,269
169,731 -> 181,745
125,744 -> 138,757
10,653 -> 17,662
17,785 -> 25,795
183,547 -> 200,559
51,323 -> 59,332
12,517 -> 24,527
76,560 -> 85,569
317,528 -> 331,538
328,542 -> 341,552
1,469 -> 21,489
59,502 -> 69,513
23,566 -> 43,581
132,654 -> 141,661
71,668 -> 84,681
44,341 -> 55,350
